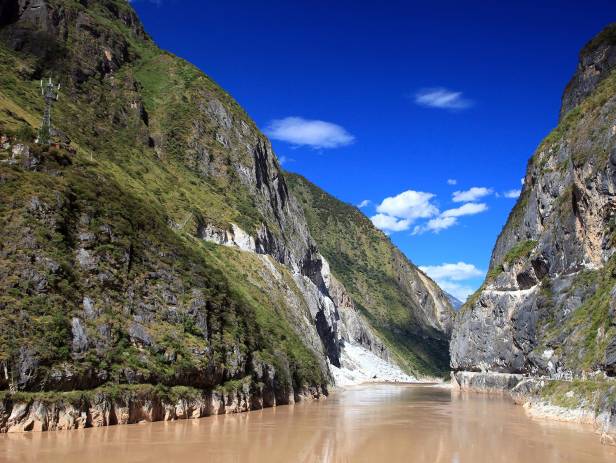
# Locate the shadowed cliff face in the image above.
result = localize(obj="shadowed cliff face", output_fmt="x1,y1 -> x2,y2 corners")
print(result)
451,24 -> 616,378
0,0 -> 453,403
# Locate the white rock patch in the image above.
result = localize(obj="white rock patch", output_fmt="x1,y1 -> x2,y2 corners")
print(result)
330,343 -> 415,386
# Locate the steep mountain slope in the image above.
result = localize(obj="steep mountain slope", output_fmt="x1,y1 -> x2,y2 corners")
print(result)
450,23 -> 616,443
0,0 -> 452,431
0,0 -> 331,411
287,173 -> 453,377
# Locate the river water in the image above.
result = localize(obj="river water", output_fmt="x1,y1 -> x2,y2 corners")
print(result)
1,384 -> 615,462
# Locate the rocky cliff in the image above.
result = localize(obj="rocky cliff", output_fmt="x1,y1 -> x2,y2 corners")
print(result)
0,0 -> 452,431
287,173 -> 453,377
450,23 -> 616,444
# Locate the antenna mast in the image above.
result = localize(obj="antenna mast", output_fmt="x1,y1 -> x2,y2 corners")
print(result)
39,77 -> 60,145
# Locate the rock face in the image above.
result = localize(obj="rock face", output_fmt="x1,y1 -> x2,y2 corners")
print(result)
287,174 -> 453,376
561,23 -> 616,120
0,383 -> 325,433
0,0 -> 453,432
452,24 -> 616,379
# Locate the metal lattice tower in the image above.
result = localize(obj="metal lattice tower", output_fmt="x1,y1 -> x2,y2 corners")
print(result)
39,78 -> 60,145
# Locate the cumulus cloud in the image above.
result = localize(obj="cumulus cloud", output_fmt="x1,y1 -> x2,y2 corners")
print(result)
414,88 -> 473,110
357,199 -> 371,208
447,179 -> 457,185
413,216 -> 458,234
441,202 -> 488,218
371,190 -> 440,233
452,187 -> 492,203
504,189 -> 521,199
419,262 -> 483,281
376,190 -> 438,220
370,213 -> 411,232
419,262 -> 484,301
264,117 -> 354,149
413,202 -> 488,234
371,185 -> 490,235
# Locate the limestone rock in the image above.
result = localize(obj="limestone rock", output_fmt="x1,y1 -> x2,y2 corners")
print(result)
452,24 -> 616,380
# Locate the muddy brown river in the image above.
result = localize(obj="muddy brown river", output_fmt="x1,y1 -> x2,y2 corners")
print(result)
1,384 -> 615,462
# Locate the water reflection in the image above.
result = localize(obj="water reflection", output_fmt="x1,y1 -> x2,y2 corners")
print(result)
1,384 -> 614,462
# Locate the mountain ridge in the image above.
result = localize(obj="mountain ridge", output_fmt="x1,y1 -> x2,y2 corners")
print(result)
286,172 -> 453,376
0,0 -> 453,432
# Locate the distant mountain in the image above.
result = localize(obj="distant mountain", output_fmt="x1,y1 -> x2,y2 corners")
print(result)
445,293 -> 463,311
287,173 -> 454,377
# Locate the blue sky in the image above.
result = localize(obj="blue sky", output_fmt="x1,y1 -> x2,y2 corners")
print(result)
132,0 -> 616,300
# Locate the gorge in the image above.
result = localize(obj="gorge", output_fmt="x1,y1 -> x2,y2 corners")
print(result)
0,0 -> 616,459
0,0 -> 452,433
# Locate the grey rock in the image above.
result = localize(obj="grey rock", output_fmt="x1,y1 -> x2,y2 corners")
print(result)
76,248 -> 96,270
452,371 -> 524,393
128,322 -> 153,347
83,296 -> 96,319
16,347 -> 38,390
560,23 -> 616,120
452,24 -> 616,379
71,318 -> 88,354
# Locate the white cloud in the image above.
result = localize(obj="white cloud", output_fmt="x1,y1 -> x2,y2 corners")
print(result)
452,187 -> 492,203
372,186 -> 490,235
414,88 -> 473,110
442,202 -> 488,218
279,155 -> 295,165
413,216 -> 458,234
413,203 -> 487,235
376,190 -> 438,221
357,199 -> 371,208
419,262 -> 484,301
437,281 -> 476,302
447,179 -> 457,185
370,213 -> 411,232
419,262 -> 483,281
264,117 -> 354,149
504,189 -> 521,199
372,190 -> 439,233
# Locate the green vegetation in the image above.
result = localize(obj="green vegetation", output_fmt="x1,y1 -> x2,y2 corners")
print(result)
286,173 -> 451,377
532,256 -> 616,374
581,23 -> 616,55
0,0 -> 327,397
0,383 -> 205,405
503,240 -> 538,265
479,240 -> 537,285
540,379 -> 616,413
562,258 -> 616,371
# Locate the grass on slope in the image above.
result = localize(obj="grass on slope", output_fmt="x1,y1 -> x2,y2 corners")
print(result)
286,173 -> 451,377
0,1 -> 327,392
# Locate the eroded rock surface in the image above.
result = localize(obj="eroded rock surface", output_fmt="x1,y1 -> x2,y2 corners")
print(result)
452,23 -> 616,379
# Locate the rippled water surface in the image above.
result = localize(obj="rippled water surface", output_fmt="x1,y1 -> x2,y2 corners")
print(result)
1,384 -> 615,462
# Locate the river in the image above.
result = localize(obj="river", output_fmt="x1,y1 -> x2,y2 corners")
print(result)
1,384 -> 615,462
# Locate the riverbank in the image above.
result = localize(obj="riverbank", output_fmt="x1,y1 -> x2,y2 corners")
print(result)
452,371 -> 616,446
2,383 -> 614,463
0,382 -> 326,433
